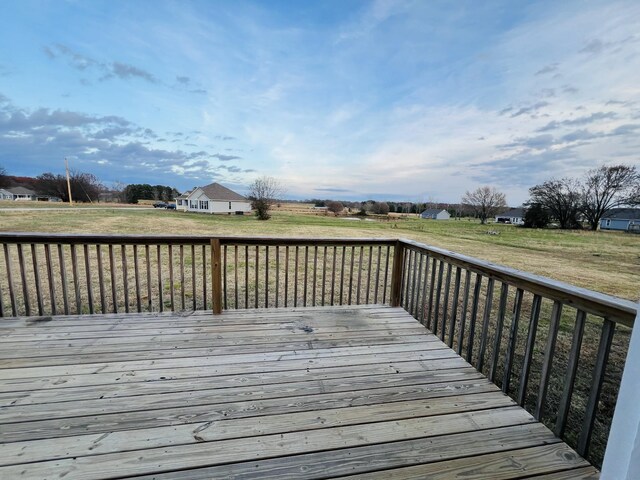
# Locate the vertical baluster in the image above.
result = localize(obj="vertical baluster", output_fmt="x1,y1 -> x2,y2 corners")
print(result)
17,244 -> 30,316
276,246 -> 280,308
244,245 -> 249,309
70,244 -> 81,314
401,249 -> 411,307
330,246 -> 337,305
554,309 -> 586,437
28,244 -> 43,315
348,246 -> 355,305
466,274 -> 483,363
488,283 -> 509,383
312,246 -> 318,306
374,246 -> 381,304
413,253 -> 424,318
211,239 -> 222,315
419,255 -> 431,324
440,264 -> 452,340
448,267 -> 462,348
365,246 -> 372,304
356,246 -> 363,305
303,246 -> 308,307
181,245 -> 186,311
82,244 -> 93,315
477,278 -> 495,372
456,270 -> 471,355
284,246 -> 289,307
293,246 -> 299,307
253,246 -> 258,308
433,261 -> 444,336
426,258 -> 437,329
133,245 -> 142,313
339,246 -> 346,305
502,288 -> 524,393
57,245 -> 70,315
382,245 -> 390,305
44,244 -> 57,316
157,245 -> 163,312
517,294 -> 542,406
577,318 -> 615,457
122,245 -> 130,313
234,245 -> 239,309
147,245 -> 153,311
408,251 -> 422,315
264,245 -> 269,308
109,245 -> 118,313
96,245 -> 106,314
223,245 -> 228,310
167,245 -> 174,311
3,244 -> 17,317
321,246 -> 327,306
535,300 -> 563,420
202,245 -> 207,310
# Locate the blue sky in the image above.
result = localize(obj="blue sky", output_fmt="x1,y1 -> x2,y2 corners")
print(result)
0,0 -> 639,204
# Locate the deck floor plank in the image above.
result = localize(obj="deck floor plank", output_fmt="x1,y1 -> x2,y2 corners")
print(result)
0,304 -> 596,479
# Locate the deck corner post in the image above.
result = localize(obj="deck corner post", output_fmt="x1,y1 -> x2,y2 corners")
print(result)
211,238 -> 223,315
390,240 -> 405,307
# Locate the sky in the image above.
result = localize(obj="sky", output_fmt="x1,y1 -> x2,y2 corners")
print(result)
0,0 -> 639,204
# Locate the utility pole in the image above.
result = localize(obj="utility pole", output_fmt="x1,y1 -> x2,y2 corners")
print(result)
65,158 -> 73,206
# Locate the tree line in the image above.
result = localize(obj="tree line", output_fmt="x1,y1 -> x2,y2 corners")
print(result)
0,166 -> 179,204
461,164 -> 639,230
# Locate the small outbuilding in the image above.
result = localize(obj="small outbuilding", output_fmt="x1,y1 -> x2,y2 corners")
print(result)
600,208 -> 640,232
495,208 -> 525,225
177,183 -> 252,215
420,209 -> 450,220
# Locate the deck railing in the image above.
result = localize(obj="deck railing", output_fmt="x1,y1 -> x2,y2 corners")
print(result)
0,233 -> 636,467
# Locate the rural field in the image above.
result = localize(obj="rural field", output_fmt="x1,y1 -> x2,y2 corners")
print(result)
0,204 -> 637,301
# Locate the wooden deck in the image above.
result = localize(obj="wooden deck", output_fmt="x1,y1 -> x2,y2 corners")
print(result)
0,305 -> 598,479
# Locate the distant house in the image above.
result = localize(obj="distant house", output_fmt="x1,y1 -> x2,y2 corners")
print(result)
495,208 -> 525,225
0,188 -> 13,200
600,208 -> 640,232
7,187 -> 37,201
420,209 -> 450,220
177,183 -> 252,215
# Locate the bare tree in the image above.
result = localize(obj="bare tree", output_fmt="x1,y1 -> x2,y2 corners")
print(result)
580,164 -> 640,230
461,186 -> 507,224
248,176 -> 284,220
529,179 -> 582,229
326,201 -> 344,216
0,166 -> 8,188
371,201 -> 390,215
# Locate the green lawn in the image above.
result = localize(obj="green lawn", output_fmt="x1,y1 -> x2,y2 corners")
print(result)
0,207 -> 638,300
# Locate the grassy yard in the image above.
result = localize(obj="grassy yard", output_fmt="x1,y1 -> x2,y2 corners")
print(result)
1,206 -> 637,301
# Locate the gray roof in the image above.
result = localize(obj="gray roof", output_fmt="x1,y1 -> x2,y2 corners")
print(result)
602,208 -> 640,220
176,189 -> 193,200
7,186 -> 36,195
497,208 -> 525,218
198,183 -> 248,201
421,209 -> 447,215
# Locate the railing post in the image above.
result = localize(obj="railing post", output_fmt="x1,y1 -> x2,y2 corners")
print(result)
390,240 -> 405,307
211,238 -> 222,315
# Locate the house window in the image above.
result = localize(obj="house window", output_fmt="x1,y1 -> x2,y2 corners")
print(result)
190,200 -> 197,209
605,219 -> 611,227
199,200 -> 209,210
229,202 -> 232,210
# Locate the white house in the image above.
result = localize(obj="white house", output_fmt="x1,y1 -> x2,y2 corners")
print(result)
495,207 -> 525,225
420,208 -> 450,220
177,183 -> 252,215
0,188 -> 13,200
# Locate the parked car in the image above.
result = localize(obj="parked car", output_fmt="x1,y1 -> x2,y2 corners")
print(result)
153,202 -> 167,208
165,204 -> 176,210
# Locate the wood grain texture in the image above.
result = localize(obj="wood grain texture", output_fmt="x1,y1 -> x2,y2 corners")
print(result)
0,304 -> 595,479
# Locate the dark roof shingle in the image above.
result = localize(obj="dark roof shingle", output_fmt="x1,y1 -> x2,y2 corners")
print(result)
198,183 -> 248,201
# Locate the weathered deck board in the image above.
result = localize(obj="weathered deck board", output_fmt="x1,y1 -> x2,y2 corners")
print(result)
0,305 -> 596,479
